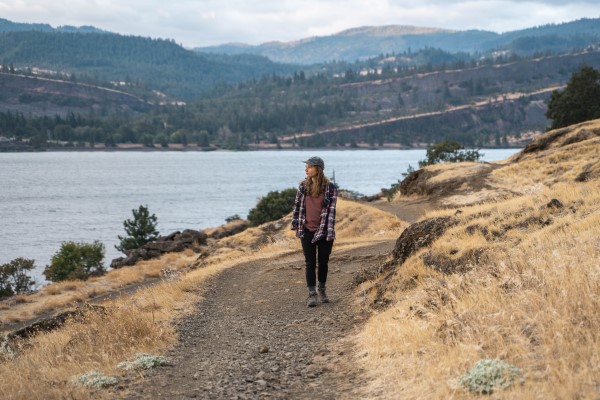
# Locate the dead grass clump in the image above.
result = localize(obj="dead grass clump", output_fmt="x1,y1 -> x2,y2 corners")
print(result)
356,182 -> 600,399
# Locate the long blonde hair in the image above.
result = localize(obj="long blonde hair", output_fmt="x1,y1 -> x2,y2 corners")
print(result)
305,166 -> 330,197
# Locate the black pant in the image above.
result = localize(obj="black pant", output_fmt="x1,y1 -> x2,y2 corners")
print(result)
300,230 -> 334,288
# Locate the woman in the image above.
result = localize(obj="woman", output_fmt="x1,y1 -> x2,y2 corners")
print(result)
291,156 -> 337,307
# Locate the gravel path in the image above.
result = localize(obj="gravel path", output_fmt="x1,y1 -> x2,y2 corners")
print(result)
116,240 -> 393,399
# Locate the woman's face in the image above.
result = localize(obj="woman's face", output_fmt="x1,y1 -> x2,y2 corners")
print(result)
305,164 -> 318,178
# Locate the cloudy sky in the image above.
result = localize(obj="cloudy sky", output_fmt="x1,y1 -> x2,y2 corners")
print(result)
1,0 -> 599,48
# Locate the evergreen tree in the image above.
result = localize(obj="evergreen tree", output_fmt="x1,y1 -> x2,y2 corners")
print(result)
419,140 -> 482,167
116,205 -> 159,254
546,66 -> 600,129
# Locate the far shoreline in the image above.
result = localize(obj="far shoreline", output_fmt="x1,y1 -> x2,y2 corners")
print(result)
2,142 -> 523,153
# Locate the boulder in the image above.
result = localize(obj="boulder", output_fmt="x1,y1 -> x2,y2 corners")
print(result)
392,216 -> 458,264
110,229 -> 208,269
6,304 -> 106,341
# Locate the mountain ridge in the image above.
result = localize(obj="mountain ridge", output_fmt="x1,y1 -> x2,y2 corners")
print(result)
0,17 -> 107,34
194,18 -> 600,64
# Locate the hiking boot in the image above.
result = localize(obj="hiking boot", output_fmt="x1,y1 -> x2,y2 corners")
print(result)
318,287 -> 330,303
307,292 -> 318,307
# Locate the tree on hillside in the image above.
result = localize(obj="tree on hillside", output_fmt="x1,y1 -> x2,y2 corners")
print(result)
44,241 -> 105,282
546,66 -> 600,129
116,205 -> 159,254
247,188 -> 297,227
418,140 -> 482,168
0,258 -> 36,298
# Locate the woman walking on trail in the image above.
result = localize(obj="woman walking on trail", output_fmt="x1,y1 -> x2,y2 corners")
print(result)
291,156 -> 338,307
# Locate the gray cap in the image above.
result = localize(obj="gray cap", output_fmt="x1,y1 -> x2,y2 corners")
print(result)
303,156 -> 324,169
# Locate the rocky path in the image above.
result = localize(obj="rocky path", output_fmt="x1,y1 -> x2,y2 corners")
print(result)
116,240 -> 394,400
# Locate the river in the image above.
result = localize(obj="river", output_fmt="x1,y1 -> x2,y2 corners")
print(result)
0,148 -> 519,284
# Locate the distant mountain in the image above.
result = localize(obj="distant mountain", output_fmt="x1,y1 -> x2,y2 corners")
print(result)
0,18 -> 106,34
194,18 -> 600,64
0,30 -> 298,100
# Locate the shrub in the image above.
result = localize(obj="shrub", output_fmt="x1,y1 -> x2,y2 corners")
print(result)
117,353 -> 170,370
71,370 -> 117,389
225,214 -> 242,223
247,188 -> 297,227
115,205 -> 159,254
0,257 -> 36,298
43,241 -> 105,282
458,358 -> 524,394
418,140 -> 482,168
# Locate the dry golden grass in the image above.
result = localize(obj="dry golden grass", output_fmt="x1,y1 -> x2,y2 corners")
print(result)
0,249 -> 200,327
404,120 -> 600,209
356,181 -> 600,399
41,280 -> 86,296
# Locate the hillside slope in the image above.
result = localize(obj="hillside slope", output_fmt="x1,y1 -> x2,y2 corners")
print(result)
357,119 -> 600,398
0,72 -> 150,117
278,50 -> 600,148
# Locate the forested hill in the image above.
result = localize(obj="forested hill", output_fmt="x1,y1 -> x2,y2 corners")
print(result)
195,18 -> 600,64
0,30 -> 298,99
1,17 -> 600,151
0,18 -> 106,34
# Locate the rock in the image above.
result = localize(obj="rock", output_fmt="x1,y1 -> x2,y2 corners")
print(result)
6,304 -> 106,340
205,220 -> 248,239
546,198 -> 563,209
392,216 -> 458,265
360,192 -> 383,202
110,229 -> 208,268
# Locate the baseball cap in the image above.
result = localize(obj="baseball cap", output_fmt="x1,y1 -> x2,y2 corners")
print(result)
303,156 -> 325,169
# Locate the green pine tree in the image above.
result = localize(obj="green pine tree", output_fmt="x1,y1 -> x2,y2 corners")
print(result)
546,66 -> 600,129
116,205 -> 159,254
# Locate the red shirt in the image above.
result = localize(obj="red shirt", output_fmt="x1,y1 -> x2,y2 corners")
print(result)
304,192 -> 324,232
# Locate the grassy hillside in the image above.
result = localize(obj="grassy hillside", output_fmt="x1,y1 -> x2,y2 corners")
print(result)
0,119 -> 598,398
356,119 -> 600,398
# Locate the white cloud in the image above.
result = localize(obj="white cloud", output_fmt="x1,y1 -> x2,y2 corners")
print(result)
0,0 -> 598,47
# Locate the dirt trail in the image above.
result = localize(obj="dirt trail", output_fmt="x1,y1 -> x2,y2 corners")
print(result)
115,240 -> 394,399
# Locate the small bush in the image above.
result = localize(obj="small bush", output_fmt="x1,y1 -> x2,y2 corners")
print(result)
118,353 -> 170,370
43,241 -> 105,282
247,188 -> 297,227
71,370 -> 117,389
458,358 -> 524,394
225,214 -> 242,223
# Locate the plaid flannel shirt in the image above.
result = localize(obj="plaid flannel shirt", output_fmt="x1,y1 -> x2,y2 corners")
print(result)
291,181 -> 337,243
